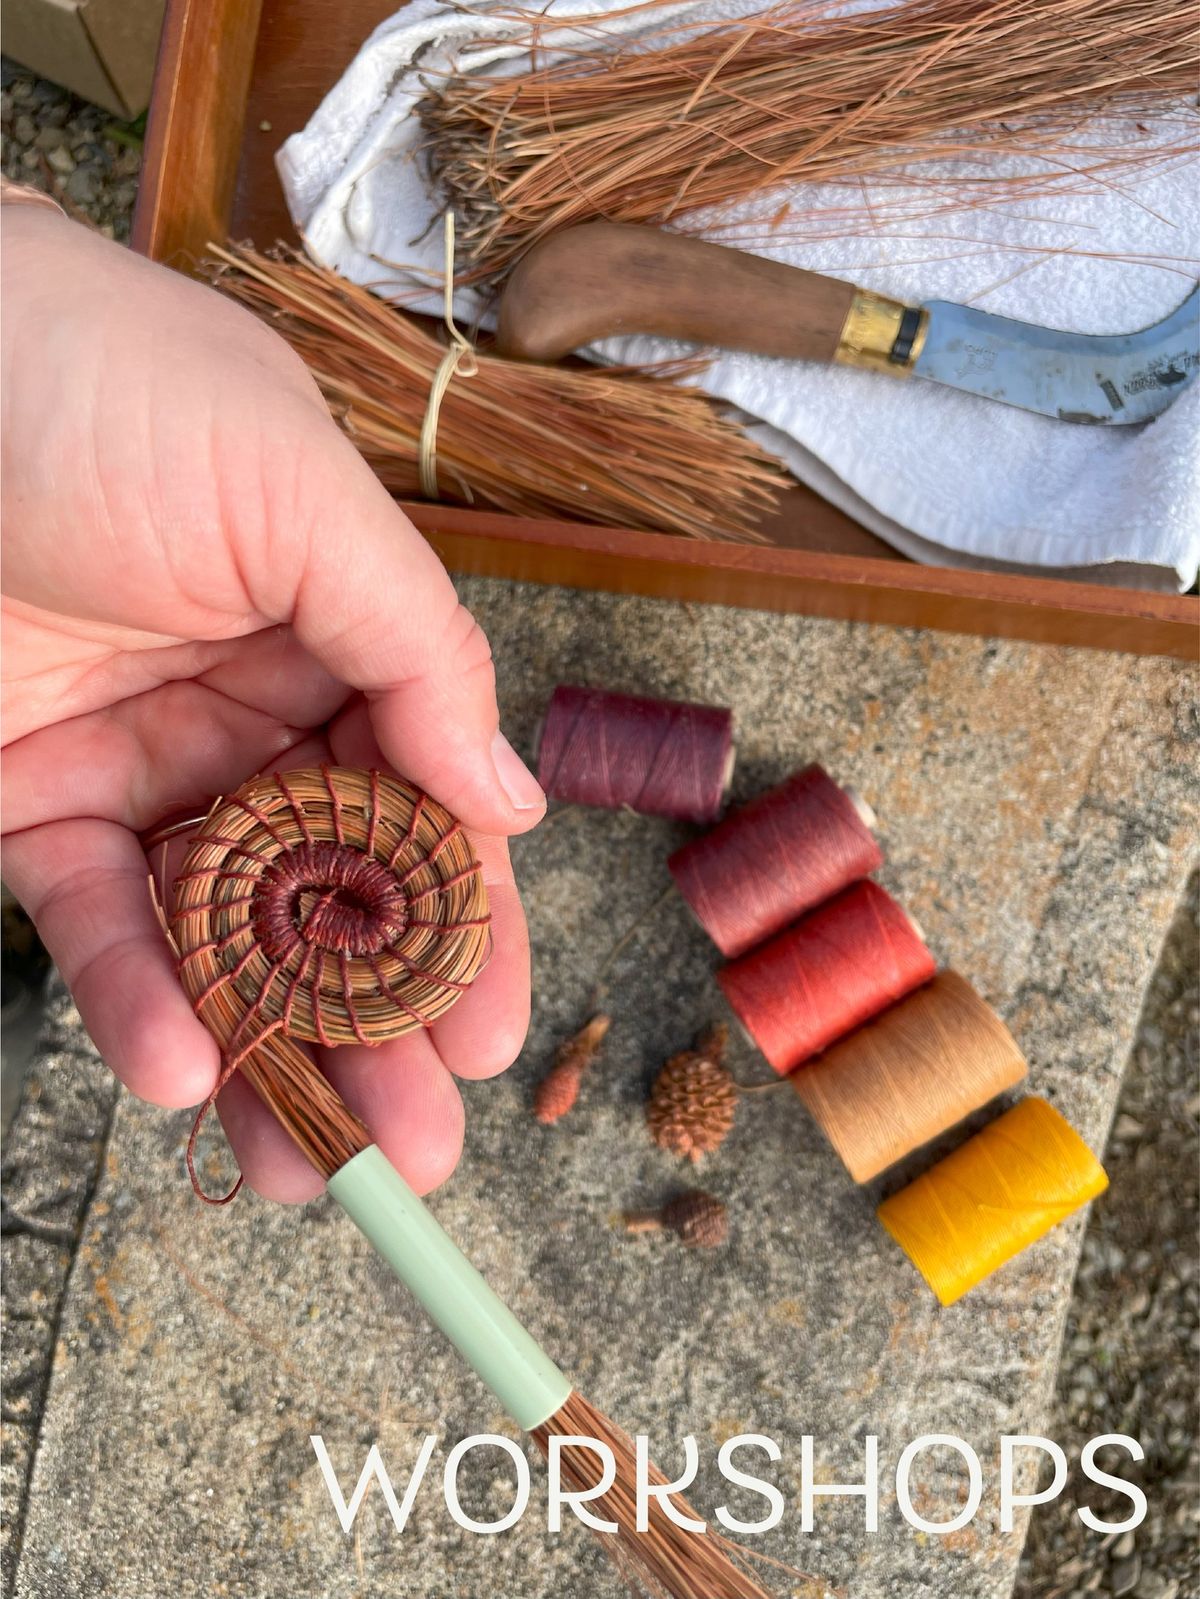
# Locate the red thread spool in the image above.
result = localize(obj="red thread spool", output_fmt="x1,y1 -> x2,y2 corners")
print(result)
668,764 -> 882,958
718,880 -> 935,1076
536,684 -> 734,825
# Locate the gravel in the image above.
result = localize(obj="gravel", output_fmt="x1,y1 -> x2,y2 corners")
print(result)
0,60 -> 142,240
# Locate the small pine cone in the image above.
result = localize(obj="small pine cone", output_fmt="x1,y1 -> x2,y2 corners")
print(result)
646,1047 -> 738,1161
661,1190 -> 729,1249
534,1061 -> 583,1125
533,1014 -> 611,1125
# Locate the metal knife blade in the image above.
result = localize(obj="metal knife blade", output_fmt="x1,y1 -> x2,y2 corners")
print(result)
912,287 -> 1199,425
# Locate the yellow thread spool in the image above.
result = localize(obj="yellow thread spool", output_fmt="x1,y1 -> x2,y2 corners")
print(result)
877,1096 -> 1108,1306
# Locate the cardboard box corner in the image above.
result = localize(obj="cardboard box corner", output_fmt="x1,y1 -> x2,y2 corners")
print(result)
2,0 -> 165,120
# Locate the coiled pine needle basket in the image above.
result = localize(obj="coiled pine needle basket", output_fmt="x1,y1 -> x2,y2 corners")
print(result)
170,767 -> 489,1196
156,764 -> 782,1598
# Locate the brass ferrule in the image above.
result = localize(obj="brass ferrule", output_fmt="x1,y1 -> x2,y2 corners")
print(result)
835,290 -> 928,376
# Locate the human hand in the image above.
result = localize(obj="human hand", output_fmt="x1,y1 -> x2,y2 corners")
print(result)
1,207 -> 545,1202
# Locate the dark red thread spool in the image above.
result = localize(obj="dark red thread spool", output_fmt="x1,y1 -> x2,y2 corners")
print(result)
717,880 -> 935,1076
536,684 -> 734,825
668,764 -> 882,958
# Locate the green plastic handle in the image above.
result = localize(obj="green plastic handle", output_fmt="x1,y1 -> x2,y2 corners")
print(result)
327,1145 -> 572,1432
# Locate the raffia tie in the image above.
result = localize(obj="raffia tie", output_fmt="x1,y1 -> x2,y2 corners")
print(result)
418,212 -> 478,500
160,766 -> 490,1203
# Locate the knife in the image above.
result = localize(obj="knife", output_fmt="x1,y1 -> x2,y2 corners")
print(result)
495,223 -> 1198,425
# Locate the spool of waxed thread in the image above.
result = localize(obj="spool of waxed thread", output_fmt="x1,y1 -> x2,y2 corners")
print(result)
537,685 -> 734,825
791,971 -> 1029,1182
718,880 -> 935,1075
668,764 -> 882,958
878,1096 -> 1108,1306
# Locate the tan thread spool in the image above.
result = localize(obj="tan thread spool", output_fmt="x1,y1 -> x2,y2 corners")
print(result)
791,970 -> 1028,1182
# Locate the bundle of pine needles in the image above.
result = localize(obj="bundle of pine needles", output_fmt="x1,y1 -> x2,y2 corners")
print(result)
203,243 -> 783,541
420,0 -> 1199,279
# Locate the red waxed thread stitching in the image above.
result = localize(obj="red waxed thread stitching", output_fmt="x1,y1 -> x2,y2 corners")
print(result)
367,955 -> 432,1028
190,942 -> 258,1008
366,769 -> 381,858
407,863 -> 483,900
281,944 -> 315,1035
175,868 -> 262,887
226,960 -> 286,1054
398,821 -> 463,886
171,895 -> 256,925
391,952 -> 471,993
312,948 -> 333,1048
177,939 -> 221,968
186,1017 -> 284,1204
177,925 -> 250,967
274,772 -> 314,845
298,889 -> 338,943
339,952 -> 371,1045
227,793 -> 290,849
223,1020 -> 281,1075
388,792 -> 425,869
428,820 -> 463,862
322,764 -> 345,846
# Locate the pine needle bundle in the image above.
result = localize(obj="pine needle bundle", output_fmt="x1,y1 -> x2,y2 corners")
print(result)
203,242 -> 784,541
419,0 -> 1199,279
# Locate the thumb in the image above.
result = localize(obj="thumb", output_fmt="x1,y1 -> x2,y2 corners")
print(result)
275,426 -> 545,835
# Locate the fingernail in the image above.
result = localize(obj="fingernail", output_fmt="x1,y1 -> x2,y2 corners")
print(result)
491,730 -> 545,811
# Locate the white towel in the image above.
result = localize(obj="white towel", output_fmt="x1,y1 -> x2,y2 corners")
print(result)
278,0 -> 1200,590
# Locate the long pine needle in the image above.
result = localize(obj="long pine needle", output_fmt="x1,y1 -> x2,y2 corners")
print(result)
419,0 -> 1198,279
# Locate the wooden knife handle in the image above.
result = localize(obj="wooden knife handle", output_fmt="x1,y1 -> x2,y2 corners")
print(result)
495,222 -> 924,372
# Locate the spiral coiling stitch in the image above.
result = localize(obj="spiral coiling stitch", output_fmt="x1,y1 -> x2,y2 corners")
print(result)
168,767 -> 490,1201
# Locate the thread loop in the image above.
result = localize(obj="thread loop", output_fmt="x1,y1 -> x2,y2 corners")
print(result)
418,212 -> 478,500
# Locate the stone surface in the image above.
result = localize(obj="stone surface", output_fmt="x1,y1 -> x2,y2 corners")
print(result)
5,583 -> 1195,1599
1014,878 -> 1199,1599
0,986 -> 119,1594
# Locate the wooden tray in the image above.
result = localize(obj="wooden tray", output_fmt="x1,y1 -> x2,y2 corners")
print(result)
133,0 -> 1198,658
